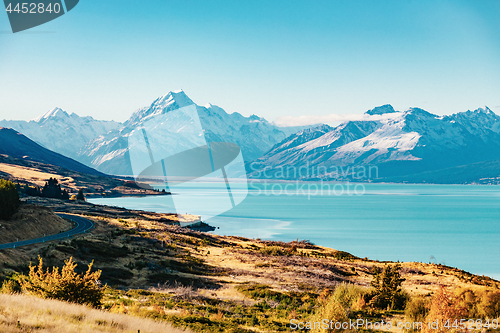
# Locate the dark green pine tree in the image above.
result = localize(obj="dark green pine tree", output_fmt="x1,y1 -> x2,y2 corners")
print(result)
370,264 -> 405,310
76,188 -> 85,201
0,179 -> 20,220
41,178 -> 70,200
61,189 -> 70,200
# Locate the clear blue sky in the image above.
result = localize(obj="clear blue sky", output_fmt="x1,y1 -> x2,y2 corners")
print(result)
1,0 -> 499,123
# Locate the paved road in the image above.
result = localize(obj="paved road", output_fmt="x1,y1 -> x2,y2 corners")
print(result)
0,213 -> 93,250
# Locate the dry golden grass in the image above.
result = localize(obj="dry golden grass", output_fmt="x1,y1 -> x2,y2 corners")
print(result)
0,205 -> 72,244
0,293 -> 191,333
1,203 -> 498,333
0,163 -> 76,188
195,237 -> 500,298
3,209 -> 497,300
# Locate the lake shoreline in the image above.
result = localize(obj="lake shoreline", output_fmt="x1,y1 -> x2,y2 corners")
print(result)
88,182 -> 500,280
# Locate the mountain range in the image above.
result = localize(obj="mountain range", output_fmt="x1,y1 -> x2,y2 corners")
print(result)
0,108 -> 120,162
2,92 -> 500,184
78,91 -> 304,175
248,105 -> 500,183
1,91 -> 303,176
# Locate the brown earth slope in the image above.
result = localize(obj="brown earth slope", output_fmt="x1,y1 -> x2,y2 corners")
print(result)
0,205 -> 72,244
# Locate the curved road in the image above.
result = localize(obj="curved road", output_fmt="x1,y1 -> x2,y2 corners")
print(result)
0,213 -> 94,250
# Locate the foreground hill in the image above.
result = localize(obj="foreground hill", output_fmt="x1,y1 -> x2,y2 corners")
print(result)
1,198 -> 498,333
0,128 -> 106,177
248,105 -> 500,183
0,205 -> 71,244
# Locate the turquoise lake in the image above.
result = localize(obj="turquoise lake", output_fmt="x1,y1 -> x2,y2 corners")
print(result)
89,182 -> 500,280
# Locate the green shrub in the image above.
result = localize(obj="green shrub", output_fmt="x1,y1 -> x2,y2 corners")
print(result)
19,256 -> 103,308
0,179 -> 20,220
404,296 -> 429,332
456,288 -> 480,318
478,290 -> 500,319
1,278 -> 22,294
308,283 -> 366,332
259,246 -> 286,256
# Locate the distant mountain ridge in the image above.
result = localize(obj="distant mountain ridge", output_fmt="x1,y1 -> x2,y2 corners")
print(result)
248,105 -> 500,183
0,108 -> 120,162
3,94 -> 499,183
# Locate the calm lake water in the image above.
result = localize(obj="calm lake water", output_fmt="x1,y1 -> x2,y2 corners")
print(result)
89,182 -> 500,280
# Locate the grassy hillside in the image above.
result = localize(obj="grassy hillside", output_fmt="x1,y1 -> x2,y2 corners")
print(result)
0,293 -> 189,333
0,205 -> 72,244
0,154 -> 166,197
0,169 -> 498,332
1,199 -> 499,332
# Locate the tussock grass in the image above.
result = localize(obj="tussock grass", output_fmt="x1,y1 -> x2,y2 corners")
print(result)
0,293 -> 190,333
308,283 -> 367,333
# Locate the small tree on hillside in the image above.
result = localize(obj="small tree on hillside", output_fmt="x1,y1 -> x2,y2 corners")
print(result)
20,256 -> 103,308
76,188 -> 85,201
0,179 -> 20,220
40,178 -> 70,200
61,189 -> 69,200
369,264 -> 406,310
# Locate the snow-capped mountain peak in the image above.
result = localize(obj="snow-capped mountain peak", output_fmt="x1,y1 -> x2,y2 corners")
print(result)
1,106 -> 121,164
156,90 -> 194,108
79,90 -> 307,175
32,107 -> 69,122
126,90 -> 195,126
